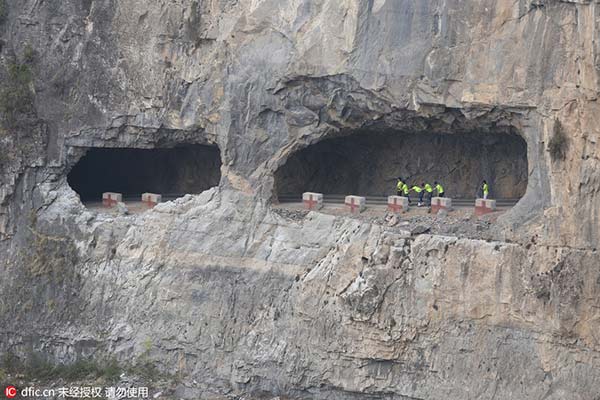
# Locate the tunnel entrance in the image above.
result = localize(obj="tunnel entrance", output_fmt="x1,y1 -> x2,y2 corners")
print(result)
275,129 -> 527,200
67,145 -> 222,202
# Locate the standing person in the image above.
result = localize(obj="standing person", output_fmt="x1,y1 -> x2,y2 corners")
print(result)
434,181 -> 445,198
411,184 -> 424,206
396,177 -> 404,196
424,182 -> 433,205
482,180 -> 489,199
402,181 -> 411,204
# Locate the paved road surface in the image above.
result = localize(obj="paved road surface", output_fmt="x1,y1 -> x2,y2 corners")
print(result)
277,194 -> 519,208
82,193 -> 520,214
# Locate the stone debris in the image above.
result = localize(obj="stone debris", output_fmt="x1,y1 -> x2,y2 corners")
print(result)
271,207 -> 310,221
116,201 -> 129,215
410,225 -> 431,235
275,203 -> 498,240
385,213 -> 399,227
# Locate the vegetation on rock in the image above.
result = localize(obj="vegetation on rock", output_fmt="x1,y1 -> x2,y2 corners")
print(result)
1,351 -> 122,383
0,62 -> 34,128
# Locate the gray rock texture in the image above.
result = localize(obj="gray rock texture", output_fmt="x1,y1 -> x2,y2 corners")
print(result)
1,0 -> 600,399
274,129 -> 528,198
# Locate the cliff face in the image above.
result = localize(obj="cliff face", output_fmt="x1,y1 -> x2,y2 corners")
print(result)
1,1 -> 600,399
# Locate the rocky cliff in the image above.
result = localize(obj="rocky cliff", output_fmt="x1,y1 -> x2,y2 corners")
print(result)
1,1 -> 600,399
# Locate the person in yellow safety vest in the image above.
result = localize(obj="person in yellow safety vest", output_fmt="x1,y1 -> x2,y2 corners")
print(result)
396,177 -> 404,196
424,182 -> 433,205
402,182 -> 411,204
482,180 -> 489,199
434,181 -> 445,198
411,184 -> 424,206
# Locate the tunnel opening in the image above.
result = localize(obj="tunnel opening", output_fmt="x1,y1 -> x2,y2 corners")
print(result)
67,145 -> 222,202
275,129 -> 528,201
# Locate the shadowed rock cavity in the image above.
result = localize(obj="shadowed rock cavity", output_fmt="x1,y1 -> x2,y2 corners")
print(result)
67,145 -> 222,201
275,129 -> 528,199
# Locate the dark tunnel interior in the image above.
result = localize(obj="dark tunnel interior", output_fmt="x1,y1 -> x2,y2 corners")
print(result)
67,145 -> 222,201
275,129 -> 528,199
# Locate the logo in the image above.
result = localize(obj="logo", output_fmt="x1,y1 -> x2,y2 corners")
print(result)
4,386 -> 17,399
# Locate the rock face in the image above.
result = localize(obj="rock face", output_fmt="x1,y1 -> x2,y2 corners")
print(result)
1,0 -> 600,399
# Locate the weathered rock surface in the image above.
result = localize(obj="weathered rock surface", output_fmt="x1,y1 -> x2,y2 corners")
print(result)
4,187 -> 600,399
1,0 -> 600,399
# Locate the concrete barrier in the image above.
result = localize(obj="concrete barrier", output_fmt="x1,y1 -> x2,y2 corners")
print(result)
345,195 -> 366,214
475,198 -> 496,216
431,197 -> 452,214
102,192 -> 122,207
387,196 -> 409,213
142,193 -> 162,207
302,192 -> 323,210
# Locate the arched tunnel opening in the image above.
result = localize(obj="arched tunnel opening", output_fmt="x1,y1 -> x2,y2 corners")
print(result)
67,145 -> 222,202
274,129 -> 528,201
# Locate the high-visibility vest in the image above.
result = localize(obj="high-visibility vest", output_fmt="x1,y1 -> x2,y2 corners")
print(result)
483,183 -> 489,194
411,186 -> 422,193
436,184 -> 444,193
402,183 -> 409,195
397,180 -> 404,191
424,183 -> 433,193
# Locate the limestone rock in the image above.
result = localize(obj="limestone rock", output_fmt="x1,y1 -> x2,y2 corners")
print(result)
116,202 -> 129,215
0,1 -> 599,399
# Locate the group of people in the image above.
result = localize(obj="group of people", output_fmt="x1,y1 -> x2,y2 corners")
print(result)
396,178 -> 444,207
396,178 -> 490,207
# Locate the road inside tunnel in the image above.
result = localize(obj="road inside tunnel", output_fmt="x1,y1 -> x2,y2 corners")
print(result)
67,145 -> 222,202
275,129 -> 528,200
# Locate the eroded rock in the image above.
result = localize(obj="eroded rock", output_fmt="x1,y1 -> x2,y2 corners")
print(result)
0,1 -> 600,399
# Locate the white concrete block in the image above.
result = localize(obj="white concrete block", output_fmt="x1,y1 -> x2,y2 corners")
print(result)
475,198 -> 496,215
387,196 -> 409,213
344,195 -> 366,213
102,192 -> 122,207
431,197 -> 452,213
302,192 -> 324,210
142,193 -> 162,206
